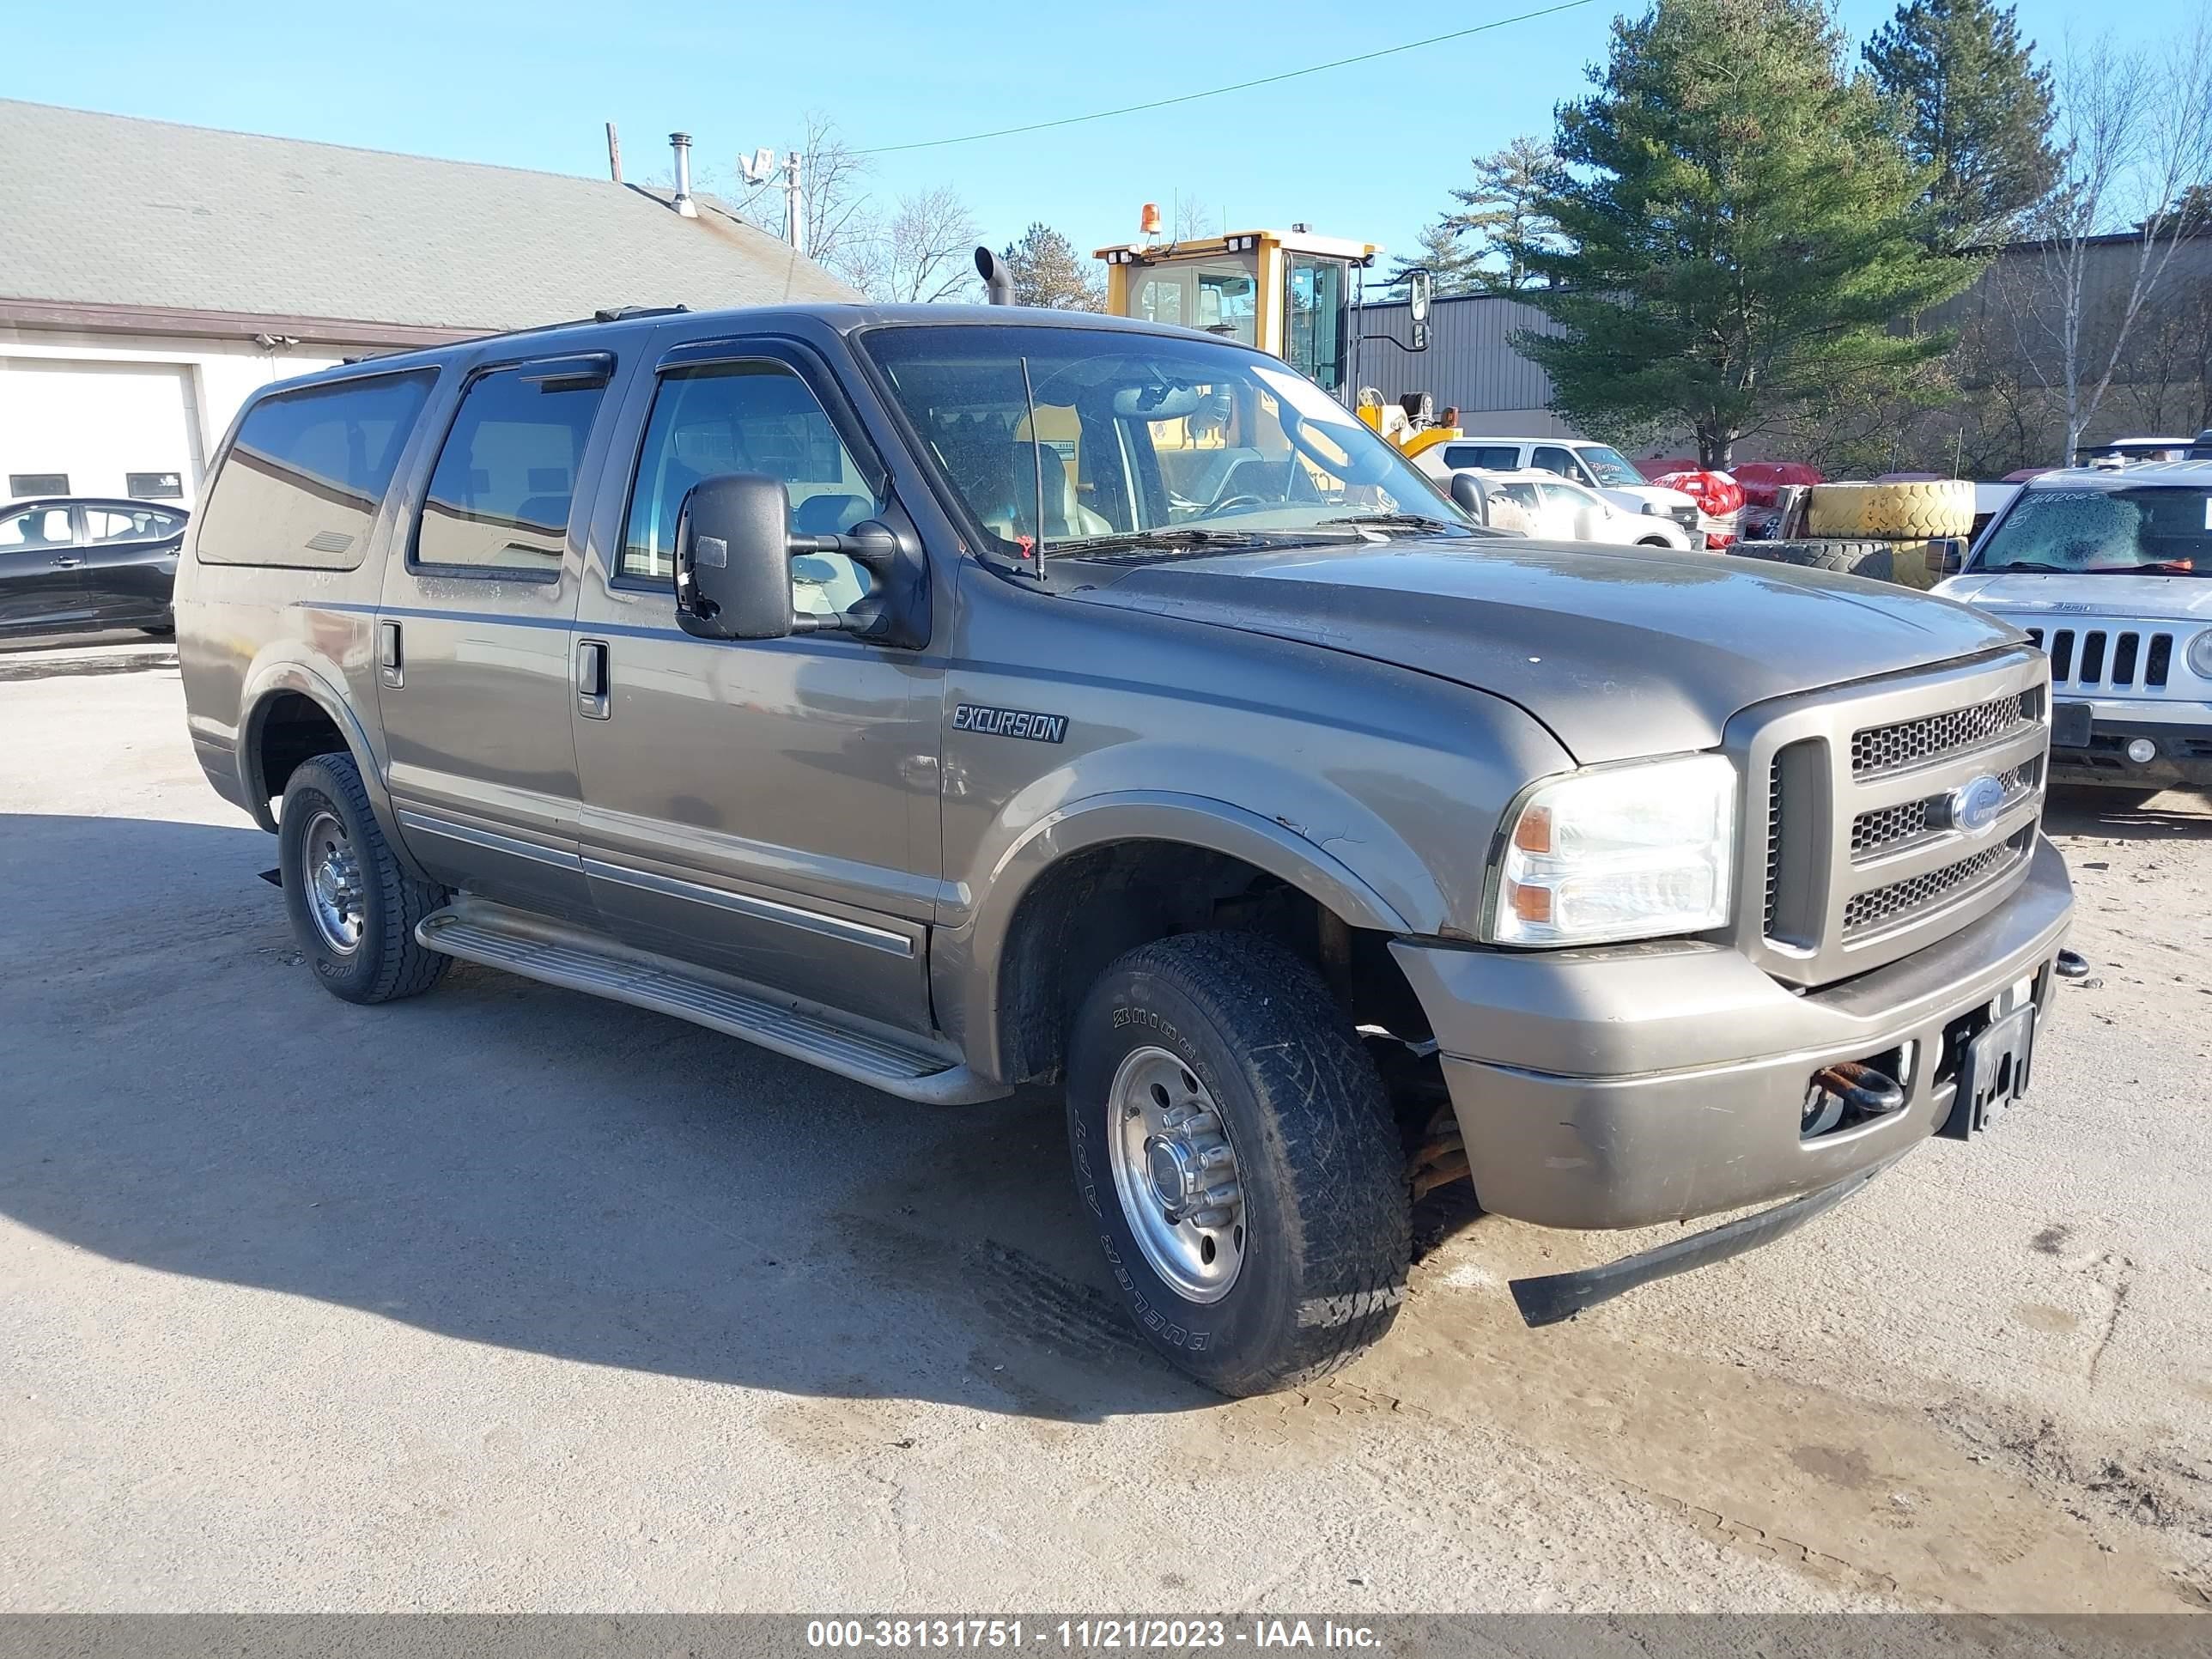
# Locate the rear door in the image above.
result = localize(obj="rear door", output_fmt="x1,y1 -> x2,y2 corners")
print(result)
76,504 -> 185,626
375,350 -> 629,923
0,502 -> 86,632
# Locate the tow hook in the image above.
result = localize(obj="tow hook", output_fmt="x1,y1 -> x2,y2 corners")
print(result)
2056,948 -> 2091,981
1811,1060 -> 1906,1119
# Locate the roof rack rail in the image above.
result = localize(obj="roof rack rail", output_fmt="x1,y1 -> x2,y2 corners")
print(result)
593,305 -> 691,323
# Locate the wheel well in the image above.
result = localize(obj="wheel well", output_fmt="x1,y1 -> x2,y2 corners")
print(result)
252,692 -> 349,805
994,839 -> 1429,1086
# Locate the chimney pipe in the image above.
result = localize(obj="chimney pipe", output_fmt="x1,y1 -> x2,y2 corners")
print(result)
605,121 -> 623,183
668,131 -> 697,218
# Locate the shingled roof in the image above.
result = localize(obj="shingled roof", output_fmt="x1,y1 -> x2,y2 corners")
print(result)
0,100 -> 859,343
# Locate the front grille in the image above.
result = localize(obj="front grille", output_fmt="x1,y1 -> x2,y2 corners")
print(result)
1669,504 -> 1698,530
1745,650 -> 2049,985
1849,758 -> 2040,861
1842,829 -> 2034,936
1851,689 -> 2039,778
2025,625 -> 2173,689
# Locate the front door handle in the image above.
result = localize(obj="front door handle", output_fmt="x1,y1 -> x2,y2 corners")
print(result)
576,637 -> 611,720
379,619 -> 404,688
50,555 -> 82,568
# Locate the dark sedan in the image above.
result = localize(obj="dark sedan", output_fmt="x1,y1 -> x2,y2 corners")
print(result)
0,497 -> 187,640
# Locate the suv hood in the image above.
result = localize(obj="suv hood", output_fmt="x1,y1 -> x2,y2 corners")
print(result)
1938,570 -> 2212,620
1064,538 -> 2021,763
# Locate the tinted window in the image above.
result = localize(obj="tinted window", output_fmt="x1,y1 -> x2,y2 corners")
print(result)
196,371 -> 435,568
84,507 -> 184,544
621,361 -> 880,616
1443,444 -> 1520,471
0,505 -> 73,547
1531,445 -> 1578,479
416,357 -> 610,574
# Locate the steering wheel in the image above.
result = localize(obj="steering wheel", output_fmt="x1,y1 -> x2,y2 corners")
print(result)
1208,493 -> 1268,514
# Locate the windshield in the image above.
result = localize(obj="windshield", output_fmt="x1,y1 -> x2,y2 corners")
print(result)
861,324 -> 1476,561
1972,485 -> 2209,576
1575,446 -> 1647,488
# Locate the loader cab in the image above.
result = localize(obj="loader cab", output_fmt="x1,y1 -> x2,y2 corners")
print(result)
1095,225 -> 1376,399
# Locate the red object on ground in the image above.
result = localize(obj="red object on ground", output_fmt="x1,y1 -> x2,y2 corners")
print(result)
1731,461 -> 1822,507
1705,532 -> 1737,550
1650,469 -> 1747,518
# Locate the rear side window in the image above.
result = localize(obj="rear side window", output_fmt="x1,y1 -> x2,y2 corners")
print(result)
414,356 -> 611,574
1443,444 -> 1520,471
196,370 -> 435,568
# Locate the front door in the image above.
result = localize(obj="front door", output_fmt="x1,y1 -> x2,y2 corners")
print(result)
376,350 -> 626,922
0,502 -> 85,633
570,336 -> 940,1032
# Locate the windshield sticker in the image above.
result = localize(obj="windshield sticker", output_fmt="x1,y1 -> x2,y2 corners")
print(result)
953,703 -> 1068,744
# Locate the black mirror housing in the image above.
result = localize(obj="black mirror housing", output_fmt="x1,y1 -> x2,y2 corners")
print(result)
1449,471 -> 1491,525
676,473 -> 796,641
1926,536 -> 1966,581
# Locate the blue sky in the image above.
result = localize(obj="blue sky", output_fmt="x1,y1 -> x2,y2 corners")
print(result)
6,0 -> 2179,278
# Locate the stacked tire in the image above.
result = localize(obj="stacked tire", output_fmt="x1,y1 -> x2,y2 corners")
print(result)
1735,478 -> 1972,589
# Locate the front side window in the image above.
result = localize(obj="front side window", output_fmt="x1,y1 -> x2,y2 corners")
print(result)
1531,445 -> 1578,480
0,504 -> 74,547
863,323 -> 1476,562
1973,486 -> 2209,576
197,370 -> 434,568
620,360 -> 882,616
415,357 -> 609,573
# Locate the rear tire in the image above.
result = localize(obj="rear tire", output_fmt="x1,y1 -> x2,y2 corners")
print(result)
278,753 -> 450,1005
1065,932 -> 1409,1397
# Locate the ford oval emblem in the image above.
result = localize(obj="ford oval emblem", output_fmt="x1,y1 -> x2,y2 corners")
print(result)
1951,774 -> 2007,836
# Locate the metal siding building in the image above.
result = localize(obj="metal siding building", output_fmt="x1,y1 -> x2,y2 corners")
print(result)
1352,291 -> 1571,436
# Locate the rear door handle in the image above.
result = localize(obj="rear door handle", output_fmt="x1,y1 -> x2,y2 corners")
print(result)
379,619 -> 404,688
576,637 -> 611,720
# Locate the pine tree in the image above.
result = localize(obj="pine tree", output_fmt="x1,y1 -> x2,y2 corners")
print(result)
1000,222 -> 1105,311
1511,0 -> 1975,468
1442,137 -> 1562,291
1384,222 -> 1484,296
1863,0 -> 2059,250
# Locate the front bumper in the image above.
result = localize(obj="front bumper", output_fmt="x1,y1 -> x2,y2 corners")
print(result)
2048,705 -> 2212,787
1391,837 -> 2074,1230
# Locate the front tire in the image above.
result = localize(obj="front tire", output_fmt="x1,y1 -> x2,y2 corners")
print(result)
278,753 -> 450,1004
1066,932 -> 1409,1396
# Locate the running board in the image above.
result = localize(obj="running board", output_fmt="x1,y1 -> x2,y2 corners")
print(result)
416,904 -> 1006,1105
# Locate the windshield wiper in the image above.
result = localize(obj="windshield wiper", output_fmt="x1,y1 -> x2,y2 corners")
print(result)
1314,513 -> 1464,533
1049,526 -> 1360,556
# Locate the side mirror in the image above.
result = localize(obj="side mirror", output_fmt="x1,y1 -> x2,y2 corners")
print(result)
1926,537 -> 1966,581
1449,471 -> 1491,525
676,474 -> 797,641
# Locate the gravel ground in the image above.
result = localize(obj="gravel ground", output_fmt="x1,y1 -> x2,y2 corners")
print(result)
2,651 -> 2207,1614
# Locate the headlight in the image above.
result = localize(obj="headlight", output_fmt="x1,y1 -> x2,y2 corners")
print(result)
2188,629 -> 2212,680
1486,755 -> 1737,946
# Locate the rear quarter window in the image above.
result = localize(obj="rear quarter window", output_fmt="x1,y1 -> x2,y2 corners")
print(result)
195,369 -> 436,568
1443,444 -> 1521,471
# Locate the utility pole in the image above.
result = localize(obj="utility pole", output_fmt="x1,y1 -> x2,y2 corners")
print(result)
605,122 -> 622,183
784,150 -> 804,247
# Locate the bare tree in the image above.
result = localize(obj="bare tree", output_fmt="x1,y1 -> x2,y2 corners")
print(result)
845,188 -> 983,304
725,112 -> 876,289
2017,23 -> 2212,462
1170,191 -> 1218,242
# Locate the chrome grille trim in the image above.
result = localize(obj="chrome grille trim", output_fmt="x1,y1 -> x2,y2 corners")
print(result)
1731,648 -> 2051,988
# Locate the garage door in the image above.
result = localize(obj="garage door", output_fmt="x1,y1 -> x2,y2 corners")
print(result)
0,358 -> 204,506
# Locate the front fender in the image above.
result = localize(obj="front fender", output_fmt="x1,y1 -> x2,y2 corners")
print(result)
932,781 -> 1448,1083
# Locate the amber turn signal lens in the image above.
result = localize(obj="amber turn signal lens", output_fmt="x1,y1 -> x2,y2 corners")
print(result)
1512,805 -> 1553,855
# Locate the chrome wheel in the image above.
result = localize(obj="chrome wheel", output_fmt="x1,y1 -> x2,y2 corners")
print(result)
1106,1046 -> 1246,1303
301,808 -> 365,956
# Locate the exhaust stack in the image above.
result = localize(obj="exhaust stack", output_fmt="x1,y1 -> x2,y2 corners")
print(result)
975,246 -> 1014,305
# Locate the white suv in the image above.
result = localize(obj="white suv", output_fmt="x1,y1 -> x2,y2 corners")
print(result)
1413,435 -> 1716,542
1936,459 -> 2212,795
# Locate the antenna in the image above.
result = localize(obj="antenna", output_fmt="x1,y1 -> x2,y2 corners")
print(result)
1018,356 -> 1048,574
738,147 -> 778,185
